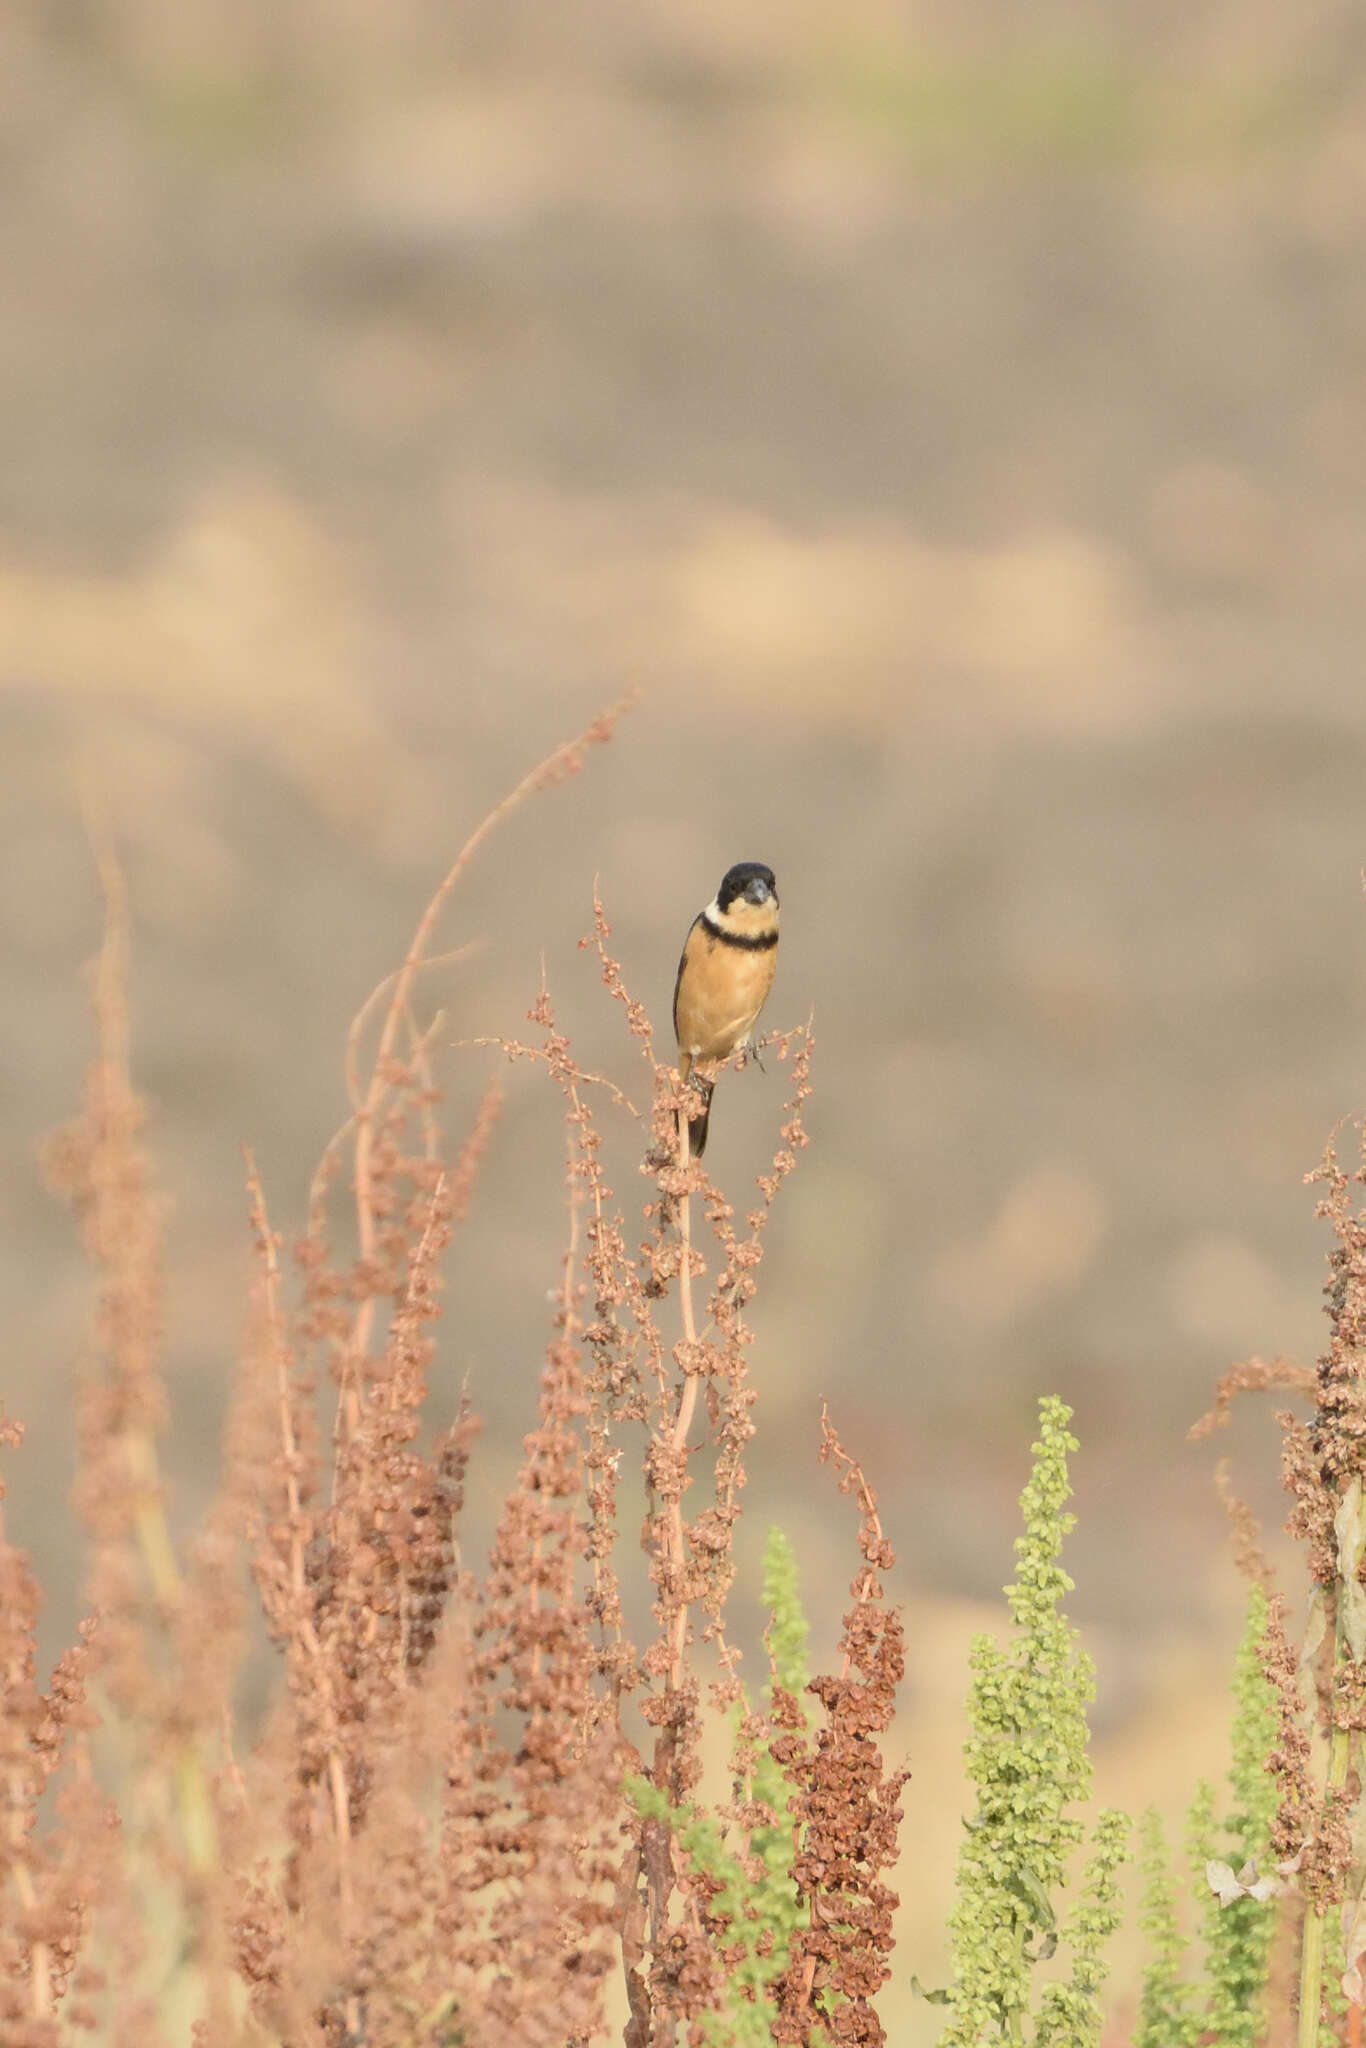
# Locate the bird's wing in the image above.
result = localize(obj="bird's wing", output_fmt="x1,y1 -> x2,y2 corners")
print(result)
672,914 -> 704,1046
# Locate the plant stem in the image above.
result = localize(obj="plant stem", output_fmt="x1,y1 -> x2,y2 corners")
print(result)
1299,1597 -> 1356,2048
126,1425 -> 219,1876
668,1110 -> 699,1689
1300,1908 -> 1326,2048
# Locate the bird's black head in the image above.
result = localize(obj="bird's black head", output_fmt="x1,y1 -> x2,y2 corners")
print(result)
717,862 -> 778,913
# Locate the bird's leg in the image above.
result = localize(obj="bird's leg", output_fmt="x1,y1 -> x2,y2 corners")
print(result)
687,1067 -> 713,1108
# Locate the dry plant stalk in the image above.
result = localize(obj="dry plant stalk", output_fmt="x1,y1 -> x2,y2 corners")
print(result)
1191,1128 -> 1366,2045
2,703 -> 909,2048
769,1415 -> 909,2044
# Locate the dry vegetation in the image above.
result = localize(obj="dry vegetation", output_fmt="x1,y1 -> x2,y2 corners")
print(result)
0,709 -> 908,2047
12,708 -> 1366,2047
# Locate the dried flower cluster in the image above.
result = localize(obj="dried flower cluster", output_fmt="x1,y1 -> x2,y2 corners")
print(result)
768,1416 -> 909,2044
1,709 -> 912,2047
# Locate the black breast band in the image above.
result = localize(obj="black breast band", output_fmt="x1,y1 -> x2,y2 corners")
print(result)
701,912 -> 779,952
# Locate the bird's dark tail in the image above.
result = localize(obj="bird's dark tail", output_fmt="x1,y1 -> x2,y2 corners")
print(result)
686,1076 -> 714,1159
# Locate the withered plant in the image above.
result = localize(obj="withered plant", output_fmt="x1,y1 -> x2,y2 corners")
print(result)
1182,1124 -> 1366,2047
2,706 -> 912,2047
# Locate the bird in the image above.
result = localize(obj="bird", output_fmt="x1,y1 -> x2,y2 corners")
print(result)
672,861 -> 780,1159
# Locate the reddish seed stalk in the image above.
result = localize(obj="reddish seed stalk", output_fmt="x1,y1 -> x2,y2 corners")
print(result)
14,720 -> 898,2048
0,1479 -> 53,2023
346,699 -> 633,1440
245,1148 -> 361,1996
667,1108 -> 700,1692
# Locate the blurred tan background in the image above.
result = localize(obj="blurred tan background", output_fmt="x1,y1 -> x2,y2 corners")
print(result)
5,0 -> 1366,2029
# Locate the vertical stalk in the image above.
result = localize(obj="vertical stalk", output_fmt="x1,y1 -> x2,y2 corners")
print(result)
1298,1600 -> 1355,2048
668,1109 -> 699,1688
123,1423 -> 219,1876
1299,1906 -> 1325,2048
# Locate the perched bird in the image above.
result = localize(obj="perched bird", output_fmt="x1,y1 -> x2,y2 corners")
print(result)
672,861 -> 780,1158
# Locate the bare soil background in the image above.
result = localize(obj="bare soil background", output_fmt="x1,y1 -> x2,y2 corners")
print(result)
4,3 -> 1366,2030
